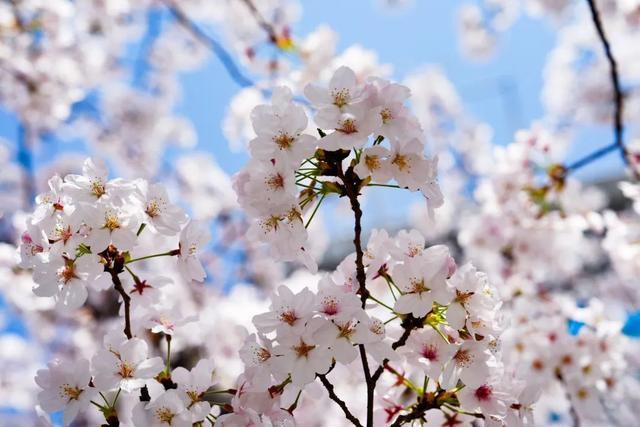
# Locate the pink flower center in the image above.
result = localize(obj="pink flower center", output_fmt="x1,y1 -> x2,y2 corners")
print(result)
337,118 -> 358,134
421,344 -> 438,361
474,385 -> 493,402
321,296 -> 339,316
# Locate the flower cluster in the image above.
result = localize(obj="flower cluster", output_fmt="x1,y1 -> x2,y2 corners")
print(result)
18,159 -> 236,425
458,127 -> 605,286
233,66 -> 443,272
503,294 -> 628,425
223,228 -> 530,425
35,331 -> 222,426
19,157 -> 209,312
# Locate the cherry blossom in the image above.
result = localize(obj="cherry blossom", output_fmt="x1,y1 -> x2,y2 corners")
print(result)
92,337 -> 164,393
35,359 -> 96,426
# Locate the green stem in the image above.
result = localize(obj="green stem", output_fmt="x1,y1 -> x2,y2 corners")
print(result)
296,182 -> 320,191
202,388 -> 236,396
90,400 -> 105,410
443,403 -> 483,418
305,193 -> 326,229
112,388 -> 122,407
126,250 -> 177,264
368,183 -> 400,188
384,277 -> 398,301
295,170 -> 316,179
385,364 -> 421,394
384,315 -> 399,325
99,392 -> 110,406
429,323 -> 450,344
287,390 -> 303,412
301,157 -> 319,168
384,275 -> 403,295
124,265 -> 139,282
368,295 -> 395,312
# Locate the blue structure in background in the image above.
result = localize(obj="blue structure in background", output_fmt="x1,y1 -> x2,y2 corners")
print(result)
622,311 -> 640,337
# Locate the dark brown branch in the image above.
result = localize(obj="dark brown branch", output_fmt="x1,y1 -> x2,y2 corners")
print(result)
372,315 -> 424,385
239,0 -> 279,43
337,161 -> 374,427
336,163 -> 369,307
317,373 -> 364,427
585,0 -> 630,171
390,399 -> 435,427
110,269 -> 132,339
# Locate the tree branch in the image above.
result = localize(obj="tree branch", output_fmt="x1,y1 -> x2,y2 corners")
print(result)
372,315 -> 424,385
389,399 -> 433,427
110,269 -> 132,339
16,123 -> 35,209
162,0 -> 255,88
337,161 -> 375,427
585,0 -> 630,171
239,0 -> 278,43
317,373 -> 364,427
565,141 -> 618,173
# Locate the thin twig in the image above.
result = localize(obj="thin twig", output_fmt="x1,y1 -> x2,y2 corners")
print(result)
371,315 -> 422,385
389,398 -> 435,427
110,270 -> 132,339
163,0 -> 255,88
566,142 -> 618,172
317,374 -> 364,427
239,0 -> 278,42
16,123 -> 35,208
585,0 -> 629,170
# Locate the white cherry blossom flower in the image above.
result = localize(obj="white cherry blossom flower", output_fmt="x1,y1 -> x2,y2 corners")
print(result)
172,358 -> 216,422
316,277 -> 362,321
63,158 -> 112,202
458,381 -> 509,420
354,145 -> 391,182
240,333 -> 280,390
84,201 -> 139,252
92,337 -> 164,392
404,328 -> 455,381
443,340 -> 494,389
392,246 -> 453,317
142,304 -> 197,336
253,285 -> 315,336
177,220 -> 210,282
314,314 -> 375,364
384,138 -> 430,191
132,390 -> 192,427
274,319 -> 333,386
32,253 -> 109,310
136,181 -> 187,236
318,103 -> 381,151
249,86 -> 317,167
35,359 -> 96,426
305,66 -> 365,119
